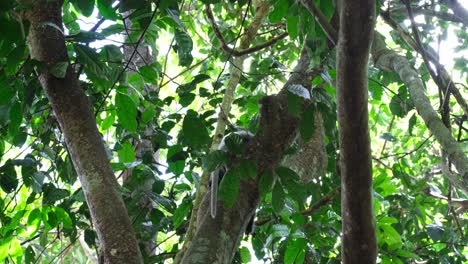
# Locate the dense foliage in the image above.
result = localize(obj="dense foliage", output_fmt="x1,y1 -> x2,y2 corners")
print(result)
0,0 -> 466,263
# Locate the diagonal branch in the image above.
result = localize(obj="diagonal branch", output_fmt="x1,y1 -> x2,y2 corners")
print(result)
301,0 -> 468,191
205,4 -> 287,57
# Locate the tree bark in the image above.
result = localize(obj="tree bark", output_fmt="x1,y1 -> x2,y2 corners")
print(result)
180,48 -> 317,264
21,1 -> 142,263
336,0 -> 377,263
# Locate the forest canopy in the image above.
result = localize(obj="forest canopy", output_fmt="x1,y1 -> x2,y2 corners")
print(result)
0,0 -> 467,263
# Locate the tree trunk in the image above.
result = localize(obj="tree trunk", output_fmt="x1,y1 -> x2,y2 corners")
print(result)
21,1 -> 142,263
336,0 -> 377,263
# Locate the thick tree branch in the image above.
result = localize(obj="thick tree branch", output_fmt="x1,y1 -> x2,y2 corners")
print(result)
21,1 -> 142,263
175,2 -> 273,263
372,33 -> 468,189
381,12 -> 468,118
180,46 -> 318,264
301,0 -> 468,191
336,0 -> 377,262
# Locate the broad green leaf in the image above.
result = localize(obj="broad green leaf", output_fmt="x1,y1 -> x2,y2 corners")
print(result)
286,16 -> 299,38
202,150 -> 228,172
115,93 -> 137,132
101,45 -> 123,62
182,111 -> 210,148
174,29 -> 193,67
74,44 -> 106,76
173,198 -> 191,229
24,245 -> 35,264
97,0 -> 118,20
31,172 -> 45,193
100,112 -> 115,130
380,132 -> 397,142
139,64 -> 159,85
299,104 -> 315,142
272,182 -> 285,213
141,105 -> 156,124
238,160 -> 257,179
54,207 -> 72,228
284,238 -> 306,264
117,141 -> 135,163
191,74 -> 210,84
389,95 -> 410,117
0,162 -> 17,193
240,247 -> 251,263
74,0 -> 94,17
380,224 -> 402,250
259,170 -> 275,197
287,91 -> 301,117
425,224 -> 444,242
84,229 -> 97,247
8,101 -> 21,139
408,113 -> 417,135
219,170 -> 239,208
0,85 -> 14,105
269,0 -> 288,23
179,92 -> 195,107
42,184 -> 70,205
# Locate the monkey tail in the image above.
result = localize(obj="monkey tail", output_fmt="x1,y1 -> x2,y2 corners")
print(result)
210,172 -> 218,218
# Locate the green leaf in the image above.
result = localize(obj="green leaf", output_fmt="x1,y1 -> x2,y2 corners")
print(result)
285,238 -> 306,264
219,170 -> 239,208
0,85 -> 14,105
259,170 -> 275,197
191,74 -> 210,84
425,224 -> 444,242
202,150 -> 228,172
115,93 -> 137,132
287,91 -> 301,117
269,0 -> 288,23
8,101 -> 22,139
0,162 -> 18,193
238,160 -> 257,179
32,172 -> 45,193
173,197 -> 191,228
272,182 -> 285,213
97,0 -> 118,20
49,61 -> 69,78
74,0 -> 94,17
408,113 -> 417,135
299,104 -> 315,142
118,141 -> 135,163
43,184 -> 70,204
139,64 -> 159,85
240,247 -> 251,263
54,207 -> 72,228
174,29 -> 193,67
74,44 -> 106,76
182,110 -> 210,148
84,229 -> 97,247
179,92 -> 195,107
286,16 -> 299,38
141,105 -> 156,124
24,245 -> 36,264
380,132 -> 397,142
389,95 -> 409,117
101,45 -> 123,62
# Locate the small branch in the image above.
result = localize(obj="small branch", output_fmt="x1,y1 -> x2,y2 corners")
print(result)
302,187 -> 341,216
299,0 -> 338,45
205,4 -> 287,57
